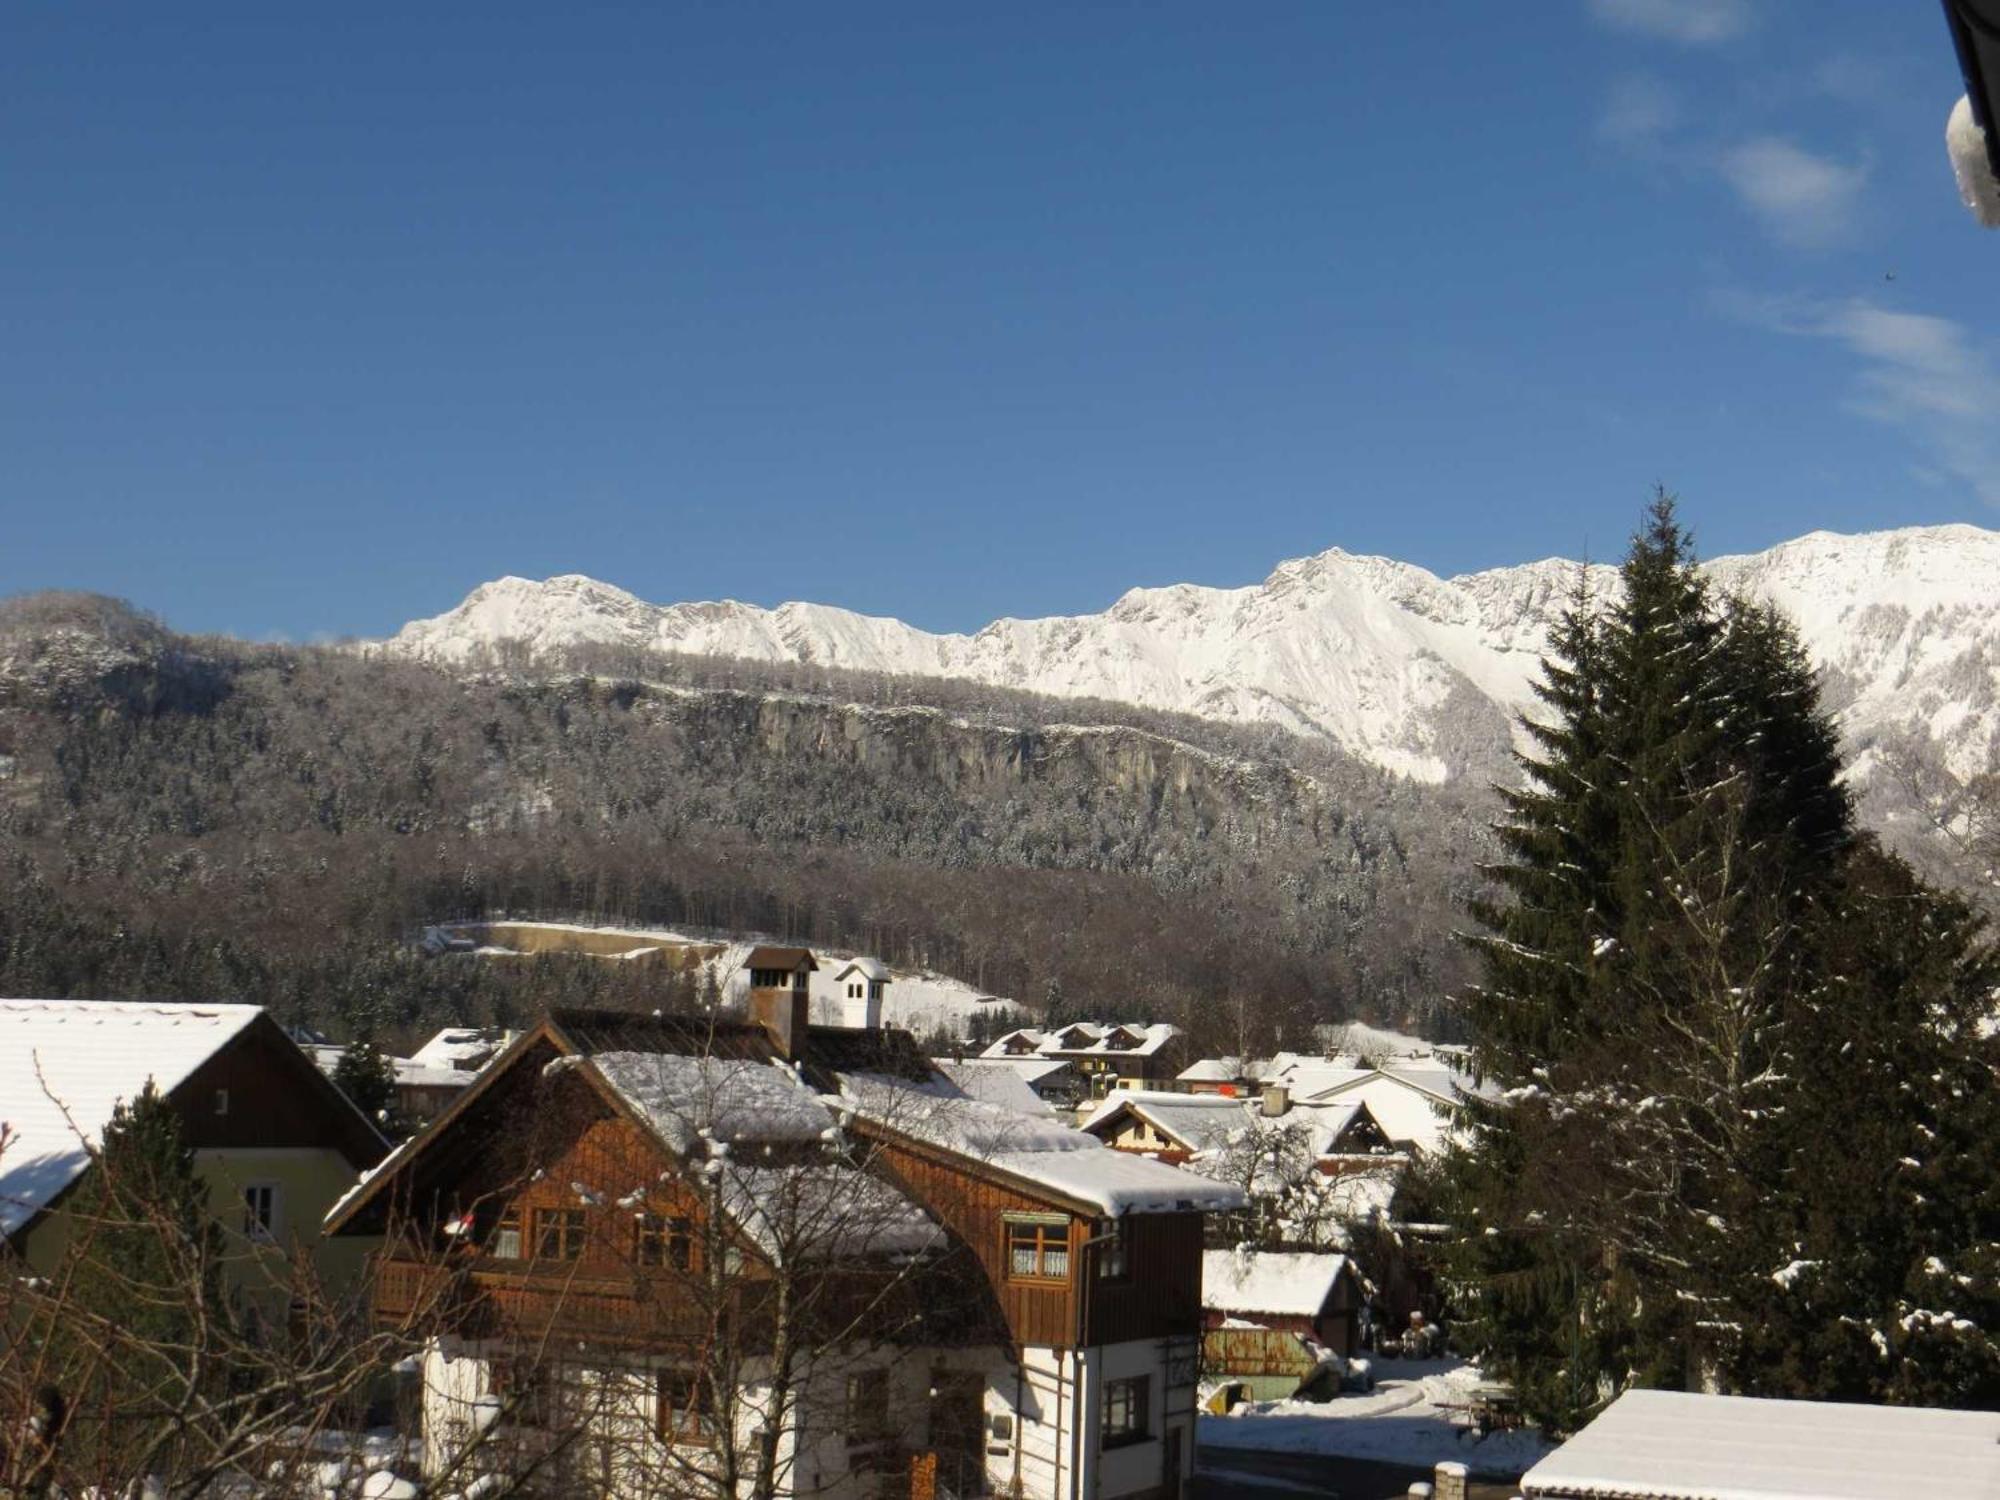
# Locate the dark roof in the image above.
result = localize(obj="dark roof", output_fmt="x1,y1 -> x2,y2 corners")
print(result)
1946,0 -> 2000,175
744,946 -> 818,973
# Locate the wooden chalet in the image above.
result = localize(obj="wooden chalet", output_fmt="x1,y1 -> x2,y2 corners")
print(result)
327,962 -> 1244,1500
980,1023 -> 1187,1099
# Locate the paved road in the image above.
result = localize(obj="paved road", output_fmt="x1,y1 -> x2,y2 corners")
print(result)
1196,1443 -> 1522,1500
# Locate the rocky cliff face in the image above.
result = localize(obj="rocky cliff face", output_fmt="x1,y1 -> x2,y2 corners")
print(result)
387,524 -> 2000,799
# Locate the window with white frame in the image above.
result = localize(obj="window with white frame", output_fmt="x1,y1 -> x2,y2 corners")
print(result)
243,1183 -> 280,1242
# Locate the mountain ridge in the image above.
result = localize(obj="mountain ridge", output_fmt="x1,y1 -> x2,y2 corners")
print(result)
387,523 -> 2000,790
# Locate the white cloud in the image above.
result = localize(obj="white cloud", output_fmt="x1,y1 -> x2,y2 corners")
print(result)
1598,75 -> 1680,148
1721,293 -> 2000,507
1716,138 -> 1868,248
1586,0 -> 1754,44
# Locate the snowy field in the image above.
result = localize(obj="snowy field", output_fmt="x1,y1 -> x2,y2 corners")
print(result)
1198,1359 -> 1550,1477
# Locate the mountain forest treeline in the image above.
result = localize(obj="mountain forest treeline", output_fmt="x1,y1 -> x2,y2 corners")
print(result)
0,591 -> 1493,1053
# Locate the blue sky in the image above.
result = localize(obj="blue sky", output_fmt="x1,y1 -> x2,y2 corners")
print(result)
2,1 -> 1995,639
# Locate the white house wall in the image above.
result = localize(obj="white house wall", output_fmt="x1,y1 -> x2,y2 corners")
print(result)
1091,1337 -> 1191,1500
420,1336 -> 951,1500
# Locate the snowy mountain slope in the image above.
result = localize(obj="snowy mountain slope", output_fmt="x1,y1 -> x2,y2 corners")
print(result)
387,524 -> 2000,788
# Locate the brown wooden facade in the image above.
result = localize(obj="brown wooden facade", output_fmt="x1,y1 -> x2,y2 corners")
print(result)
335,1008 -> 1208,1368
176,1012 -> 389,1163
862,1130 -> 1204,1353
353,1037 -> 950,1357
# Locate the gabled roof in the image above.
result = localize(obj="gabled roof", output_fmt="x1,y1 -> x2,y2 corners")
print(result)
1177,1057 -> 1245,1083
1081,1090 -> 1246,1153
833,1074 -> 1247,1219
1291,1066 -> 1481,1154
1202,1248 -> 1358,1319
831,957 -> 890,983
1520,1387 -> 2000,1499
971,1056 -> 1075,1086
408,1025 -> 516,1072
326,1008 -> 936,1264
979,1021 -> 1181,1061
1082,1090 -> 1389,1162
0,1000 -> 386,1239
937,1059 -> 1057,1117
744,946 -> 817,973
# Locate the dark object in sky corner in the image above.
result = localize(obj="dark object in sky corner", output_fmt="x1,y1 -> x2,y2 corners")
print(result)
1943,0 -> 2000,224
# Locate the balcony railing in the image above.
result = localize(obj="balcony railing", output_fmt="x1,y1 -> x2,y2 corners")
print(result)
370,1254 -> 723,1348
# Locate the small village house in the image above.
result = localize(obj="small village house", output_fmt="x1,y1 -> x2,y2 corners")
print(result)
329,954 -> 1244,1500
1082,1089 -> 1396,1169
1174,1059 -> 1252,1097
0,1000 -> 389,1307
981,1024 -> 1186,1100
1201,1248 -> 1367,1355
1198,1248 -> 1368,1400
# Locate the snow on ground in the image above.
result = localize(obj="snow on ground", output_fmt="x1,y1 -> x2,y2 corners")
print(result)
1198,1359 -> 1551,1477
432,919 -> 1019,1039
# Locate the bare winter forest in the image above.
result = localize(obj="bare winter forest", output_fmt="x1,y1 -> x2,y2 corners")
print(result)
0,593 -> 1500,1054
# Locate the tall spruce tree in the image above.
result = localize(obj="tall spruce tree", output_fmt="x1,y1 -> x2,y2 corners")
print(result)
1440,496 -> 2000,1428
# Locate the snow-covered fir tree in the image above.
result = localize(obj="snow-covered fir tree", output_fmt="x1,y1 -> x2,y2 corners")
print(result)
1444,495 -> 2000,1429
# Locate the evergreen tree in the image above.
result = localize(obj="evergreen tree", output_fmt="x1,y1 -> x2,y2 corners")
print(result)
1739,843 -> 2000,1405
1438,495 -> 1995,1428
331,1035 -> 406,1138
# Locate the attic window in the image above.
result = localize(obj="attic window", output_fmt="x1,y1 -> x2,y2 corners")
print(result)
215,1088 -> 230,1116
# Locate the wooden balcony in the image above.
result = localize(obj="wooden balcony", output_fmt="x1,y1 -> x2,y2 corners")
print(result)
370,1254 -> 723,1349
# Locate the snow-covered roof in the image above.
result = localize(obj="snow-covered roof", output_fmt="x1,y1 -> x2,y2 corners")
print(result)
1082,1090 -> 1245,1152
0,1000 -> 263,1237
407,1026 -> 515,1073
996,1057 -> 1075,1085
938,1060 -> 1057,1117
832,957 -> 891,983
1324,1167 -> 1401,1231
1084,1090 -> 1382,1163
391,1058 -> 473,1090
303,1041 -> 470,1092
1519,1387 -> 2000,1499
590,1052 -> 833,1154
980,1021 -> 1180,1061
715,1160 -> 940,1265
835,1073 -> 1246,1218
1177,1057 -> 1245,1083
1291,1067 -> 1477,1154
582,1050 -> 938,1265
1202,1248 -> 1354,1319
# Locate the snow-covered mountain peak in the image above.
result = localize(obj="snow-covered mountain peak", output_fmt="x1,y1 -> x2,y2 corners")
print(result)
387,523 -> 2000,789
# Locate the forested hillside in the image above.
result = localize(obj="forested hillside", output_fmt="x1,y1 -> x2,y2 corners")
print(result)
0,593 -> 1493,1052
